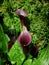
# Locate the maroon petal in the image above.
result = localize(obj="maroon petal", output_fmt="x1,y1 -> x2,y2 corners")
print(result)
8,42 -> 13,50
30,45 -> 38,57
18,29 -> 32,46
15,9 -> 28,26
15,9 -> 28,17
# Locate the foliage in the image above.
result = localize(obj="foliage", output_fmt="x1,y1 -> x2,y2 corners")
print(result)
32,43 -> 49,65
8,41 -> 25,65
23,59 -> 32,65
0,24 -> 9,53
0,0 -> 49,65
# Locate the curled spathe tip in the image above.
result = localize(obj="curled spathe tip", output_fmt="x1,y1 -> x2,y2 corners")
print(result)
15,9 -> 28,17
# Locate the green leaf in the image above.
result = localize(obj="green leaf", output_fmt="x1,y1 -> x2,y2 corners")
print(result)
8,41 -> 25,65
32,34 -> 38,45
23,59 -> 32,65
3,13 -> 21,37
32,44 -> 49,65
0,24 -> 9,53
5,34 -> 10,42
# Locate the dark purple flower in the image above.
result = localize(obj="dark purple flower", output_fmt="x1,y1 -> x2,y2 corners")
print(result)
8,42 -> 13,50
29,45 -> 38,57
17,28 -> 32,46
15,9 -> 28,26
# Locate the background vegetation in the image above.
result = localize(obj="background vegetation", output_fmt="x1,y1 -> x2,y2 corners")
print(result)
0,0 -> 49,65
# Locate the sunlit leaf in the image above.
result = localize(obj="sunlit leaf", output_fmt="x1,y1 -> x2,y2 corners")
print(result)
8,41 -> 25,65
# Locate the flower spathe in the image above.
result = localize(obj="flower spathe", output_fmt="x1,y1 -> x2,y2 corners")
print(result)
15,9 -> 28,26
18,28 -> 32,46
15,9 -> 28,17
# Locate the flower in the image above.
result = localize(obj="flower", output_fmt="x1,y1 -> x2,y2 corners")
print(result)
18,28 -> 32,46
15,9 -> 28,26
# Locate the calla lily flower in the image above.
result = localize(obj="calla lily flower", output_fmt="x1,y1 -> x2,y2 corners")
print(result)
17,28 -> 32,46
15,9 -> 28,26
30,45 -> 38,57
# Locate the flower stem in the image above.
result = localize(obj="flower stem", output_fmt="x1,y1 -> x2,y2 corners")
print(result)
20,16 -> 25,26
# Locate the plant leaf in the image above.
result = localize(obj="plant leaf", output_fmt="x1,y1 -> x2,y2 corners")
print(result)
0,24 -> 9,53
8,41 -> 25,65
23,59 -> 32,65
32,44 -> 49,65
